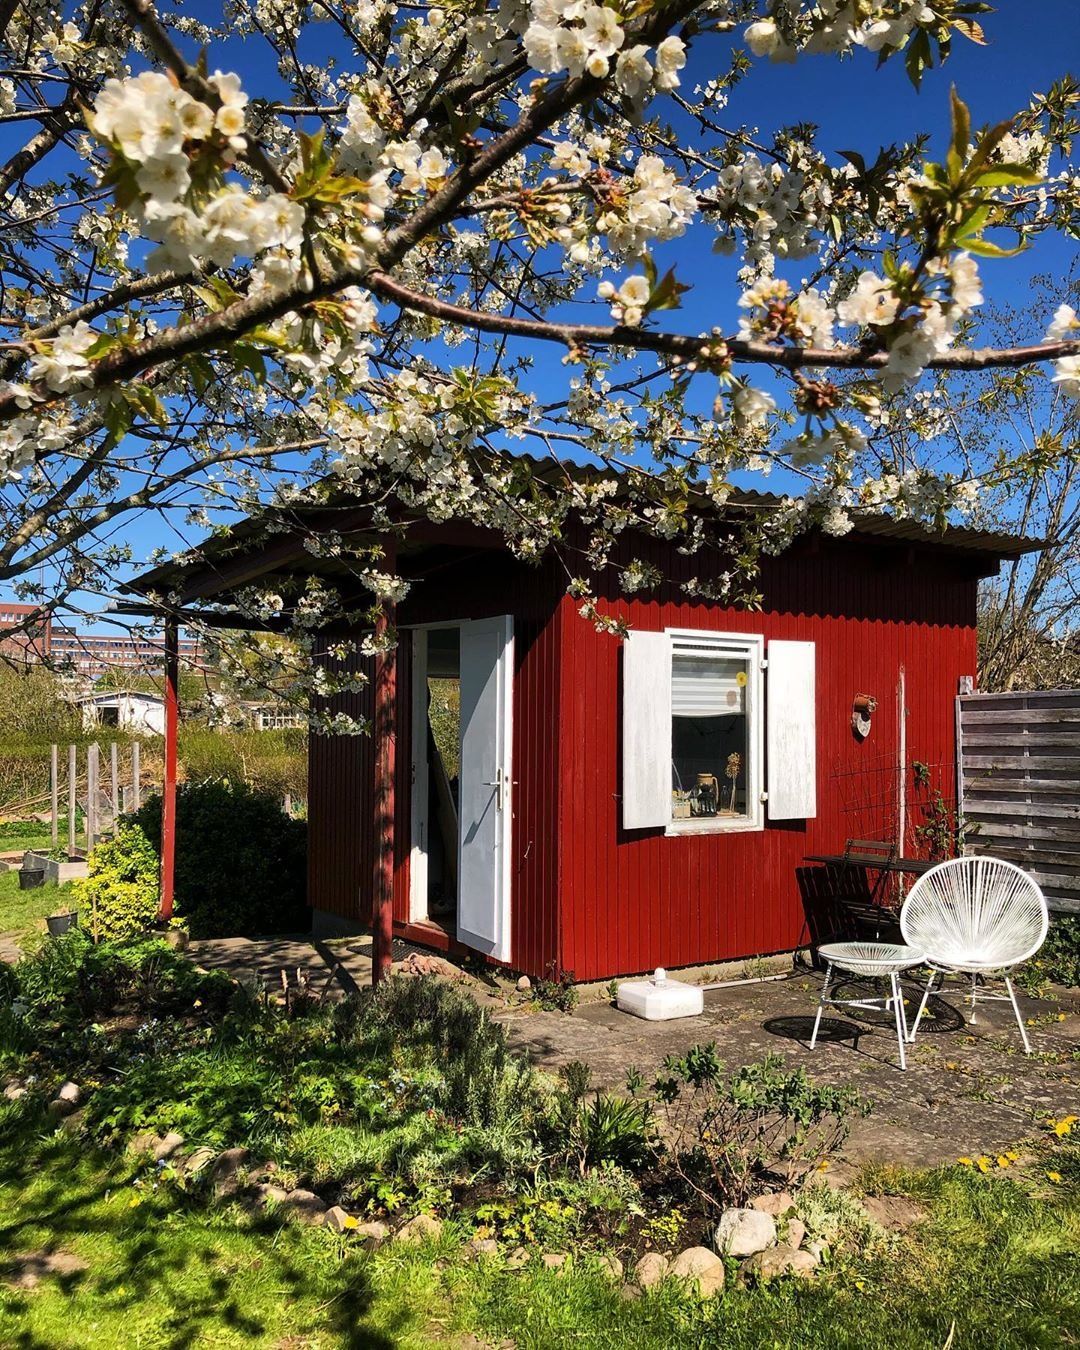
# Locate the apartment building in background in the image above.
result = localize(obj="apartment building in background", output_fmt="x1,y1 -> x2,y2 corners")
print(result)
0,603 -> 203,676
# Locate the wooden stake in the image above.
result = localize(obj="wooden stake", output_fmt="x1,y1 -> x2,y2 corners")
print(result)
50,744 -> 58,847
110,741 -> 119,831
132,740 -> 141,811
87,743 -> 99,850
67,744 -> 76,857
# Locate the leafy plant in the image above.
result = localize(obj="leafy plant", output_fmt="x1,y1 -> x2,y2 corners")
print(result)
532,962 -> 578,1012
548,1061 -> 653,1176
129,778 -> 307,938
637,1047 -> 864,1214
70,824 -> 160,941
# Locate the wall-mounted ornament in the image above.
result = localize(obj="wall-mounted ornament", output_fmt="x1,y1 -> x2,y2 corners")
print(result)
851,693 -> 877,740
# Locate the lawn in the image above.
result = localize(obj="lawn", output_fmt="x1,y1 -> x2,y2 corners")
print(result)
1,934 -> 1078,1348
0,868 -> 73,946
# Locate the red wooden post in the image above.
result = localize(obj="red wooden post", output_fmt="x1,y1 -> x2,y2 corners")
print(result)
372,550 -> 397,985
160,614 -> 179,921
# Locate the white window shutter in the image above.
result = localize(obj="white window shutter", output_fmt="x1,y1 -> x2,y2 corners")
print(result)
766,640 -> 817,820
622,631 -> 671,830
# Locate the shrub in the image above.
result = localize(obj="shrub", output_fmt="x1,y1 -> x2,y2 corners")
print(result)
549,1061 -> 653,1175
71,825 -> 160,941
130,778 -> 307,938
636,1046 -> 864,1213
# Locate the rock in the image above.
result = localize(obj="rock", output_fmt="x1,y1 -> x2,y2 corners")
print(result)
542,1253 -> 568,1271
806,1239 -> 828,1264
2,1250 -> 88,1290
786,1218 -> 807,1251
161,928 -> 189,951
394,1213 -> 443,1245
862,1195 -> 926,1232
57,1081 -> 80,1105
516,975 -> 532,992
465,1237 -> 499,1261
354,1221 -> 390,1247
2,1083 -> 26,1101
242,1183 -> 288,1212
714,1208 -> 776,1258
750,1190 -> 794,1216
325,1206 -> 356,1233
634,1252 -> 670,1289
211,1147 -> 251,1180
620,1282 -> 642,1301
181,1147 -> 217,1176
281,1190 -> 328,1224
128,1131 -> 164,1158
741,1245 -> 818,1281
596,1254 -> 623,1281
46,1097 -> 76,1119
669,1247 -> 725,1298
506,1246 -> 528,1269
153,1131 -> 184,1161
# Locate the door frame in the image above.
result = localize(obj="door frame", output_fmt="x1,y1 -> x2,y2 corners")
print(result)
404,617 -> 514,953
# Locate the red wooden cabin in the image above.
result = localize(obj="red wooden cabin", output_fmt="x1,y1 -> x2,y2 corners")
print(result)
124,484 -> 1037,983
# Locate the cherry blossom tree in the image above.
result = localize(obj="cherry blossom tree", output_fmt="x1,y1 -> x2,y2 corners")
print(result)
2,0 -> 1079,667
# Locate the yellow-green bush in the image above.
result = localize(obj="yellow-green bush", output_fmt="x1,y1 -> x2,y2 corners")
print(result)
71,825 -> 162,941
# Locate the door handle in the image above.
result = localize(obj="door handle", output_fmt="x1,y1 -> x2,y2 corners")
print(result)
482,767 -> 506,810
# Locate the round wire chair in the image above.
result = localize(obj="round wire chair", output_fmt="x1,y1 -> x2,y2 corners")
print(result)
900,856 -> 1049,1053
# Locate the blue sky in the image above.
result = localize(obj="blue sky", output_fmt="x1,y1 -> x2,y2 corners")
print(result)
2,2 -> 1076,628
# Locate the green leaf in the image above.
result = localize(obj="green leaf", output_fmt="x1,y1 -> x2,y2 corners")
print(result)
961,237 -> 1027,258
973,164 -> 1044,187
950,86 -> 972,161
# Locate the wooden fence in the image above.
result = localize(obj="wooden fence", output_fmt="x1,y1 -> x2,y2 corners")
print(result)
957,688 -> 1080,914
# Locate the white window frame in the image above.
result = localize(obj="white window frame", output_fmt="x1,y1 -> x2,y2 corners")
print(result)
665,628 -> 765,837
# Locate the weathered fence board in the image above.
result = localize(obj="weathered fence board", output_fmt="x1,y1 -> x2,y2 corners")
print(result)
958,688 -> 1080,914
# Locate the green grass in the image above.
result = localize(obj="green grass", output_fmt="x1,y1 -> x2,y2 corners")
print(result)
0,1112 -> 1078,1348
0,869 -> 73,945
0,818 -> 58,854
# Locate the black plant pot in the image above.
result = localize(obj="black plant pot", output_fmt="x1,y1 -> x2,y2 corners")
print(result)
18,867 -> 45,891
46,911 -> 78,936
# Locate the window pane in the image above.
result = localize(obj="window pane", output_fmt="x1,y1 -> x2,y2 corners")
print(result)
671,652 -> 749,821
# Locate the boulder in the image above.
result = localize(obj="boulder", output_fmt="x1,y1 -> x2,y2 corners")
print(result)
2,1083 -> 27,1101
128,1131 -> 164,1158
786,1218 -> 807,1251
669,1247 -> 725,1298
541,1253 -> 568,1271
465,1237 -> 499,1261
211,1147 -> 251,1180
181,1147 -> 217,1177
153,1132 -> 184,1161
161,928 -> 189,951
505,1246 -> 528,1269
281,1190 -> 328,1224
633,1252 -> 670,1289
620,1282 -> 642,1302
516,975 -> 531,993
749,1191 -> 794,1216
243,1183 -> 288,1212
57,1081 -> 80,1105
324,1206 -> 356,1233
46,1097 -> 76,1119
714,1207 -> 776,1258
596,1253 -> 623,1281
394,1213 -> 443,1245
354,1221 -> 390,1247
741,1245 -> 818,1281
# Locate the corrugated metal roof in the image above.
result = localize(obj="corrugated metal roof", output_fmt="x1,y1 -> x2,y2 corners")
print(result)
123,454 -> 1042,601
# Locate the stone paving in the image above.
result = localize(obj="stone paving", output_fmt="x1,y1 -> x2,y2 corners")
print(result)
496,970 -> 1080,1169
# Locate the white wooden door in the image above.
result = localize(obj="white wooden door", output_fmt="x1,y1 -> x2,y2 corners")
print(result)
457,615 -> 513,961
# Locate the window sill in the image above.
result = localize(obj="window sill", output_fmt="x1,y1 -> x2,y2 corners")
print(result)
665,817 -> 763,837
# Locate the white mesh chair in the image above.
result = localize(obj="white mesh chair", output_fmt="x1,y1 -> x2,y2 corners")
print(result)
900,856 -> 1049,1054
810,941 -> 924,1070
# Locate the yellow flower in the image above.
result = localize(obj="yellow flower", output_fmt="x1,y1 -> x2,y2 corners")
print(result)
1005,1151 -> 1019,1161
1052,1116 -> 1078,1138
817,1160 -> 830,1172
129,1196 -> 142,1208
1047,1171 -> 1063,1184
958,1157 -> 973,1167
344,1215 -> 358,1229
1058,1012 -> 1067,1022
736,671 -> 748,687
976,1156 -> 992,1173
996,1156 -> 1010,1169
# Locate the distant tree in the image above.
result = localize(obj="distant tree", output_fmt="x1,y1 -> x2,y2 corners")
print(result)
858,276 -> 1080,692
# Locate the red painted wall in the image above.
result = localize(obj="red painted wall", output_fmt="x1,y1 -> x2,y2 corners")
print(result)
308,534 -> 980,983
554,536 -> 979,982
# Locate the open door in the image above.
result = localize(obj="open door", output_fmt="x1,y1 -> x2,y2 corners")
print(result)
457,615 -> 514,962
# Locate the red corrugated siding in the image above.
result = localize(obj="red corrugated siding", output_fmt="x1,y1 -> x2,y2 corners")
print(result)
309,535 -> 980,983
307,646 -> 374,922
555,536 -> 978,982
